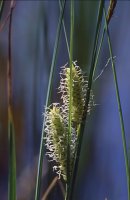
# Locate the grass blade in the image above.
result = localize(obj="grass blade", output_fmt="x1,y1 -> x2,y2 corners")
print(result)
59,0 -> 70,59
107,0 -> 117,24
65,0 -> 74,199
93,28 -> 105,80
34,1 -> 66,199
8,1 -> 16,200
41,177 -> 58,200
0,0 -> 4,19
8,122 -> 16,200
93,0 -> 117,79
103,7 -> 130,200
68,1 -> 104,199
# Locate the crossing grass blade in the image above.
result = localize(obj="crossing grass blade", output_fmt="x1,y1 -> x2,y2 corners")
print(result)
34,1 -> 66,199
93,0 -> 117,79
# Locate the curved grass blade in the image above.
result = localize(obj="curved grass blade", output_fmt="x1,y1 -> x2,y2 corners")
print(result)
34,1 -> 66,199
103,7 -> 130,200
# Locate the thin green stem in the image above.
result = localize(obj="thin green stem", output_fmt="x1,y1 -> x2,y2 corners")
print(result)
59,0 -> 70,59
66,0 -> 74,198
86,0 -> 117,80
93,28 -> 105,80
8,1 -> 16,200
104,7 -> 130,200
0,0 -> 4,19
93,0 -> 117,80
34,1 -> 66,200
8,122 -> 16,200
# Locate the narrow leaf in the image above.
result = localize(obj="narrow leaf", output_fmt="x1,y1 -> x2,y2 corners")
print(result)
8,121 -> 16,200
68,1 -> 104,199
35,1 -> 66,199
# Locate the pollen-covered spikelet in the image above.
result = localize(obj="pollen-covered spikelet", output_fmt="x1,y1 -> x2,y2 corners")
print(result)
44,62 -> 94,181
44,103 -> 77,181
59,61 -> 94,125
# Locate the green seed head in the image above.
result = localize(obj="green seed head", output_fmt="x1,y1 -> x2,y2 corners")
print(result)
44,103 -> 77,181
59,62 -> 93,125
44,62 -> 94,182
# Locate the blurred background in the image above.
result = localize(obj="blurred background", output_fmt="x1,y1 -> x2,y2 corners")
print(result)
0,1 -> 130,200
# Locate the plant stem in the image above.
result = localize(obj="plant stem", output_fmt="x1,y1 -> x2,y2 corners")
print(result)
66,0 -> 74,198
107,0 -> 117,24
93,0 -> 117,79
0,0 -> 4,19
93,28 -> 105,80
104,7 -> 130,200
68,1 -> 104,199
59,0 -> 70,59
7,1 -> 16,200
34,1 -> 66,199
41,177 -> 58,200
